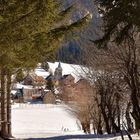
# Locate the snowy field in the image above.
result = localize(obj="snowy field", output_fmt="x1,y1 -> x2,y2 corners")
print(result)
12,104 -> 80,139
12,104 -> 140,140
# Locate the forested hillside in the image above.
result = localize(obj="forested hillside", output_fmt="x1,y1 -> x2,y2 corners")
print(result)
57,0 -> 102,63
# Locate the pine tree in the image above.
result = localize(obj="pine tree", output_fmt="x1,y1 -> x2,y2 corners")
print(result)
95,0 -> 140,44
0,0 -> 90,138
16,69 -> 24,83
41,61 -> 49,71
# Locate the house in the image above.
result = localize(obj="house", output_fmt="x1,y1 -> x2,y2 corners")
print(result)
11,88 -> 24,103
60,77 -> 94,104
23,88 -> 45,101
61,74 -> 75,87
74,79 -> 93,95
60,74 -> 75,103
23,73 -> 46,87
74,79 -> 94,104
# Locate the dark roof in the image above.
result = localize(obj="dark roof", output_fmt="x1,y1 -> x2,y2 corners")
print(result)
63,74 -> 70,79
45,74 -> 54,80
61,74 -> 74,80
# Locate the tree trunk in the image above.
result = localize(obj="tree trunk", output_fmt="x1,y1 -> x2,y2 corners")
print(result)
111,118 -> 120,133
100,104 -> 111,134
129,62 -> 140,133
122,123 -> 133,140
125,65 -> 140,134
126,102 -> 134,133
96,113 -> 103,134
97,122 -> 103,134
6,70 -> 12,137
131,90 -> 140,135
0,68 -> 8,137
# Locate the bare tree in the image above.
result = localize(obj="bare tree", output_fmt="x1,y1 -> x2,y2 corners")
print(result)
105,40 -> 140,135
80,44 -> 131,135
60,77 -> 95,134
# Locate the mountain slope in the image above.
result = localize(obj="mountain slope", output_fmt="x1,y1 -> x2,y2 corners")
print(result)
57,0 -> 102,63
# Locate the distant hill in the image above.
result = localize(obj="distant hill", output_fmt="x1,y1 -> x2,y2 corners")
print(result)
56,0 -> 102,64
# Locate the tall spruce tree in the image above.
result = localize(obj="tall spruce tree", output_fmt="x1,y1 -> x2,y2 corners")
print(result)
0,0 -> 90,138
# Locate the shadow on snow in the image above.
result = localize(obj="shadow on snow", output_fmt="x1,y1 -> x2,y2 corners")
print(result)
26,134 -> 121,140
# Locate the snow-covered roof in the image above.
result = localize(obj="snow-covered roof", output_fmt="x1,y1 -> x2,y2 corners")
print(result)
44,89 -> 50,92
34,68 -> 50,79
48,62 -> 86,82
11,90 -> 17,95
14,83 -> 33,89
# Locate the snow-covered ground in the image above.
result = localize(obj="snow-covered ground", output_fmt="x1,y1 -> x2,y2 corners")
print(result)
12,104 -> 81,139
11,62 -> 139,139
12,104 -> 139,140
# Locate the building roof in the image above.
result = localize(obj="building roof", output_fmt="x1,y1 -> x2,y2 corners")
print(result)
45,74 -> 55,81
62,74 -> 74,80
25,73 -> 45,82
62,74 -> 70,79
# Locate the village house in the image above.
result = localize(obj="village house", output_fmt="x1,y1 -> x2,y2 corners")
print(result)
44,62 -> 94,105
23,73 -> 46,87
60,73 -> 94,104
11,88 -> 24,103
12,62 -> 93,105
61,74 -> 75,87
60,74 -> 75,103
74,79 -> 94,104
